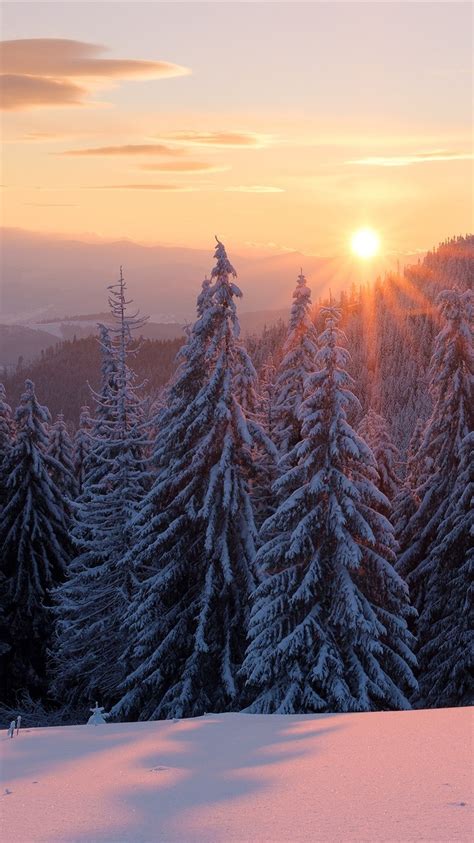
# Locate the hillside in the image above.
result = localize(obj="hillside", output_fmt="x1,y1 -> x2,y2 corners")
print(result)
1,708 -> 471,842
2,335 -> 183,425
0,324 -> 62,371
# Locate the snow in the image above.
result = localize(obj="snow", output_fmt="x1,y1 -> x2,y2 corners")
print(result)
1,708 -> 472,842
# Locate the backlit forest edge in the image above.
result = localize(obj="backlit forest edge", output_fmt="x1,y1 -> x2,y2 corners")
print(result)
0,234 -> 472,723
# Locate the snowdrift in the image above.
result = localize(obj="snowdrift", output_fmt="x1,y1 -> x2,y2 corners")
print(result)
1,707 -> 472,842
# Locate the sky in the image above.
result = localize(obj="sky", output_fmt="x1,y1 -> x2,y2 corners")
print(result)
1,1 -> 472,260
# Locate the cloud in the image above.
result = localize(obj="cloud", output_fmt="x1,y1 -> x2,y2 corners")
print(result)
225,185 -> 285,193
0,38 -> 189,80
160,130 -> 266,147
347,151 -> 473,167
0,38 -> 190,110
17,131 -> 73,141
60,143 -> 183,156
87,184 -> 195,192
140,161 -> 228,173
24,202 -> 78,207
1,74 -> 86,111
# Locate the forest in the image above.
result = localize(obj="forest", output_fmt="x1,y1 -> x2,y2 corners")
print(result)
0,234 -> 472,722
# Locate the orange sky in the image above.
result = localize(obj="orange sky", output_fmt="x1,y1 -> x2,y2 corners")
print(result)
1,2 -> 472,259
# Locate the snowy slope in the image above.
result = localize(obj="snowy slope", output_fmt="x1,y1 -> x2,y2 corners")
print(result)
1,708 -> 472,842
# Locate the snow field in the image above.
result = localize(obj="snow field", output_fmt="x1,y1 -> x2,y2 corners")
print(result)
1,707 -> 472,842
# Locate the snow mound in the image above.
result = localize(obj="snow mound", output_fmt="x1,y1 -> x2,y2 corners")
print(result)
1,708 -> 472,842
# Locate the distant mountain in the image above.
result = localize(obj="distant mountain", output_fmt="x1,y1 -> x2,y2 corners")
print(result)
1,307 -> 291,370
0,324 -> 60,371
1,227 -> 414,322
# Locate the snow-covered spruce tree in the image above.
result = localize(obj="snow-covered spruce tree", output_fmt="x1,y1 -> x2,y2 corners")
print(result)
48,413 -> 78,500
94,323 -> 118,436
53,269 -> 150,707
393,418 -> 426,553
272,271 -> 319,455
416,432 -> 473,708
73,405 -> 93,495
113,239 -> 260,721
0,384 -> 15,662
234,341 -> 278,532
0,383 -> 15,512
397,288 -> 473,615
251,355 -> 279,528
242,305 -> 417,714
0,380 -> 71,702
357,409 -> 401,502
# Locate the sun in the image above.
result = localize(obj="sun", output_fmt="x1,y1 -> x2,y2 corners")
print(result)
351,227 -> 380,259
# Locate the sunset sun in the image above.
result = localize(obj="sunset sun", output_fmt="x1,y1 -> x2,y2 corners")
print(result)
351,227 -> 380,259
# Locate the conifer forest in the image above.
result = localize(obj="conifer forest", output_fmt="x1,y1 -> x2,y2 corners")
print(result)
0,235 -> 472,722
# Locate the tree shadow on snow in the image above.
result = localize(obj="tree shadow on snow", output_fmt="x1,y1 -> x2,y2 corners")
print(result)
58,712 -> 344,842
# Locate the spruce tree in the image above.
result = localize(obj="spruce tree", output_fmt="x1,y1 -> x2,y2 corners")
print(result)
393,418 -> 425,553
416,432 -> 473,707
0,383 -> 15,512
73,405 -> 93,494
242,306 -> 417,714
113,239 -> 260,720
54,270 -> 149,707
397,288 -> 473,707
397,288 -> 473,611
273,271 -> 319,454
48,413 -> 78,500
0,380 -> 71,701
357,409 -> 401,502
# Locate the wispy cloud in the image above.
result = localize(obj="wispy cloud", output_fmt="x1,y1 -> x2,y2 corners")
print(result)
87,184 -> 196,192
59,143 -> 183,156
159,130 -> 268,147
24,202 -> 78,207
140,161 -> 229,173
0,39 -> 190,111
225,185 -> 284,193
347,151 -> 473,167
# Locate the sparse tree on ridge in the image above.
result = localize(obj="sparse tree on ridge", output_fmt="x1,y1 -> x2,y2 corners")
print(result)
242,305 -> 417,714
113,239 -> 261,720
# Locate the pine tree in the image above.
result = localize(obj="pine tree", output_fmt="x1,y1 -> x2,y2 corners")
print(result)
357,409 -> 401,502
397,288 -> 473,613
242,306 -> 417,714
0,380 -> 71,702
73,405 -> 93,494
273,271 -> 319,454
54,270 -> 149,707
416,432 -> 473,707
48,413 -> 78,500
113,239 -> 260,721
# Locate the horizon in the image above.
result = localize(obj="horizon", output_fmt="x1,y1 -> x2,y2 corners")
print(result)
2,1 -> 472,261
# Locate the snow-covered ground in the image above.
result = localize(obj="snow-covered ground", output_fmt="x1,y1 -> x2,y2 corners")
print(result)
1,708 -> 472,842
